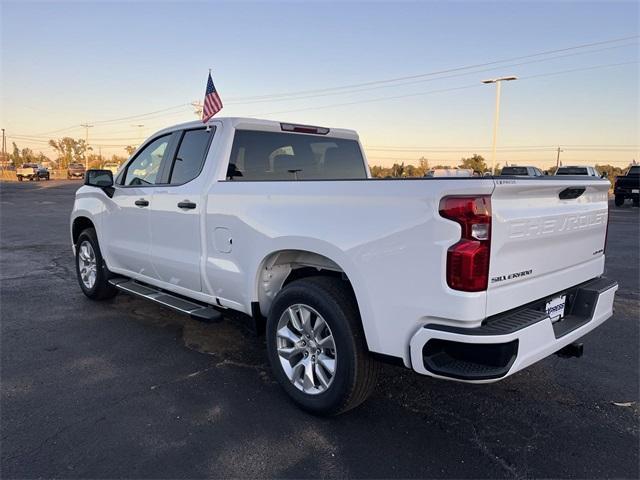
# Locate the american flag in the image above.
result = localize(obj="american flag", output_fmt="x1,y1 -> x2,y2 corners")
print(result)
202,72 -> 222,122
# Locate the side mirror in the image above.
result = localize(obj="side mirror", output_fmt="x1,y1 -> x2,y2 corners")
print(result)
85,169 -> 115,197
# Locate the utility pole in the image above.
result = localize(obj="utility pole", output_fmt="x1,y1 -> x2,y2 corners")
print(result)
191,101 -> 203,119
131,124 -> 145,145
80,123 -> 94,170
1,128 -> 5,171
555,146 -> 564,170
482,76 -> 518,175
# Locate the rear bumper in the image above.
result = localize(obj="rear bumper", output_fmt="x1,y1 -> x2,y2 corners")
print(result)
409,277 -> 617,382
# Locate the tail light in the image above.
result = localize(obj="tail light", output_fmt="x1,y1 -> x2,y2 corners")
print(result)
439,196 -> 492,292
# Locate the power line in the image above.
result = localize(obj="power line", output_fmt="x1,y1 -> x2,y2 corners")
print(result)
250,60 -> 638,117
227,35 -> 639,101
227,42 -> 637,105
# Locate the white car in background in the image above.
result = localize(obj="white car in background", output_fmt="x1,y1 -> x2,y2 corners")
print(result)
102,162 -> 121,176
425,168 -> 473,177
70,117 -> 617,415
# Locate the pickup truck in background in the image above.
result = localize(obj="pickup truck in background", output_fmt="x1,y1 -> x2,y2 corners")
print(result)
67,163 -> 86,180
614,165 -> 640,207
500,165 -> 545,177
555,165 -> 603,177
71,118 -> 617,415
16,163 -> 50,181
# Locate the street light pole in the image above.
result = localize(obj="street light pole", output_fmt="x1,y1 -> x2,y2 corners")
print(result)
80,123 -> 94,170
555,146 -> 564,170
482,76 -> 517,175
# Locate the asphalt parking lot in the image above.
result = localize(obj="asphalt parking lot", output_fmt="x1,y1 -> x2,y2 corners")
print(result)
1,180 -> 638,479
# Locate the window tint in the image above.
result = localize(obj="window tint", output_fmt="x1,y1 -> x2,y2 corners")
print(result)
500,166 -> 528,176
627,166 -> 640,175
556,167 -> 588,175
123,135 -> 170,186
169,129 -> 212,185
228,130 -> 367,181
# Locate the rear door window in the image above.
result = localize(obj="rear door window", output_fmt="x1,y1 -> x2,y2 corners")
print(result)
227,130 -> 367,181
168,128 -> 213,185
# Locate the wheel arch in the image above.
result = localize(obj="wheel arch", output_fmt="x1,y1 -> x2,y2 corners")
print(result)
71,216 -> 95,245
253,247 -> 377,352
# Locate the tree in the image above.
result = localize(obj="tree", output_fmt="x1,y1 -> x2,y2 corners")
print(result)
48,137 -> 92,168
596,164 -> 624,189
124,145 -> 137,156
459,154 -> 487,173
391,162 -> 405,178
8,142 -> 50,167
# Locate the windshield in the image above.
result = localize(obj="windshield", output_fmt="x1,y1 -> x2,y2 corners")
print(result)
21,163 -> 37,168
627,166 -> 640,176
556,167 -> 588,175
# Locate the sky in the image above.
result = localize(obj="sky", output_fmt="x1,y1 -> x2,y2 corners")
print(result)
1,0 -> 638,168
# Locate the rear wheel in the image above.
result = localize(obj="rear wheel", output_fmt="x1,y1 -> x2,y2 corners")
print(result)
615,195 -> 625,207
75,228 -> 118,300
266,276 -> 379,415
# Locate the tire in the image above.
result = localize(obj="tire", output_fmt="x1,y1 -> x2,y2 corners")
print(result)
75,228 -> 118,300
17,176 -> 23,182
615,195 -> 624,207
266,276 -> 379,415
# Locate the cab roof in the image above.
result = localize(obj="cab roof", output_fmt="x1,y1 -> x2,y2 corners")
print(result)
152,117 -> 359,141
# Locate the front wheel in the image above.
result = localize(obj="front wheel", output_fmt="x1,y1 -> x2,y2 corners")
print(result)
615,195 -> 625,207
75,228 -> 118,300
266,276 -> 379,415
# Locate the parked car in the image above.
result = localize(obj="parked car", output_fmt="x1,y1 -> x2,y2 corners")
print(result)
425,168 -> 473,177
613,165 -> 640,207
555,165 -> 602,177
102,162 -> 121,176
67,163 -> 86,180
71,118 -> 617,415
500,166 -> 545,177
16,163 -> 50,181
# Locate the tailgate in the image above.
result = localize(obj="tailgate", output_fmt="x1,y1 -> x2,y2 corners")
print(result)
487,177 -> 609,316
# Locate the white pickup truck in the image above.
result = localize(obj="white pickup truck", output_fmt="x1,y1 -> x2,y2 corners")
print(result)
71,117 -> 617,415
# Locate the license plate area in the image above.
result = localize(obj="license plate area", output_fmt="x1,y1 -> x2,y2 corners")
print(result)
545,294 -> 567,323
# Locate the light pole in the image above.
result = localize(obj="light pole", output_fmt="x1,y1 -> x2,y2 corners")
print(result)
80,123 -> 94,170
482,76 -> 517,175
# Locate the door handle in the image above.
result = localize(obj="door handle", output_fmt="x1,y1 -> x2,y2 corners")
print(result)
135,199 -> 149,207
177,201 -> 197,210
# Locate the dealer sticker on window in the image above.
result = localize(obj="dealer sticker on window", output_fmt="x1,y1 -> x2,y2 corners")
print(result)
546,294 -> 567,323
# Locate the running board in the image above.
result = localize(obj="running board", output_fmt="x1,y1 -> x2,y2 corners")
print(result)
109,278 -> 222,323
